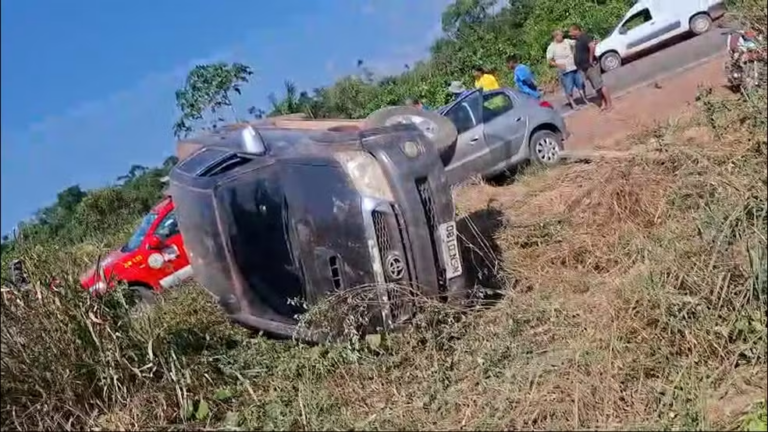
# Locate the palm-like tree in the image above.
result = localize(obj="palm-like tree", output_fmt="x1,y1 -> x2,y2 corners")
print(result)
268,80 -> 317,118
117,164 -> 148,183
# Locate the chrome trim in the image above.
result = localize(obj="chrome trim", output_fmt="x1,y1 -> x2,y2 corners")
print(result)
360,195 -> 394,327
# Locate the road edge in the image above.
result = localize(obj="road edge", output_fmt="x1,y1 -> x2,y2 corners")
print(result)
562,52 -> 726,118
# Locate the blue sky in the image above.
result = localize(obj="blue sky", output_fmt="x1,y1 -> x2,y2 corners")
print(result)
0,0 -> 451,234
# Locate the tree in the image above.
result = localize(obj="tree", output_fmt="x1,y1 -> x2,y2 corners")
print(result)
56,185 -> 87,214
162,155 -> 179,170
268,80 -> 301,116
248,106 -> 266,119
441,0 -> 498,35
117,164 -> 148,184
172,62 -> 254,138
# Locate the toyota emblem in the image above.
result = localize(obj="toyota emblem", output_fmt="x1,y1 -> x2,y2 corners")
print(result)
385,253 -> 405,280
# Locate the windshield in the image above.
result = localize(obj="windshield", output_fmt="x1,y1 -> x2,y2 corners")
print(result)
122,212 -> 158,252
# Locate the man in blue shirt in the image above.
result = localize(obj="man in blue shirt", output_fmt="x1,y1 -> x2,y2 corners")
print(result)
506,54 -> 541,99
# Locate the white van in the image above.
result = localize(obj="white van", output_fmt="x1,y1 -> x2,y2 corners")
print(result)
595,0 -> 726,72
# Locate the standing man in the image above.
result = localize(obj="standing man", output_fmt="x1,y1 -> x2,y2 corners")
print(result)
472,66 -> 500,91
569,24 -> 612,111
505,55 -> 541,99
546,30 -> 587,109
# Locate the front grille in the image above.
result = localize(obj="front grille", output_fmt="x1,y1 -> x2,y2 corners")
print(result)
373,209 -> 407,283
372,207 -> 412,323
372,211 -> 391,252
415,178 -> 437,231
328,255 -> 343,290
415,178 -> 446,293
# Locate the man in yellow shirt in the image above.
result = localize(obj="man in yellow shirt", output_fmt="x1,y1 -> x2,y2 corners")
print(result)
473,66 -> 500,91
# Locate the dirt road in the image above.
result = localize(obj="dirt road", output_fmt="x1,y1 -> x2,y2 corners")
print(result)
563,56 -> 728,152
548,25 -> 730,114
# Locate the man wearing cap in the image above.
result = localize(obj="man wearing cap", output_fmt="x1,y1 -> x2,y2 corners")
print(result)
448,81 -> 471,101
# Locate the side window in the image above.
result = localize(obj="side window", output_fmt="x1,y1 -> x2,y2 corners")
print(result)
154,211 -> 180,240
444,92 -> 482,134
445,102 -> 476,134
622,8 -> 653,32
482,92 -> 514,123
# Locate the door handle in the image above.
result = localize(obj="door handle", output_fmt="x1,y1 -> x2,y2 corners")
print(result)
515,117 -> 522,122
469,136 -> 480,143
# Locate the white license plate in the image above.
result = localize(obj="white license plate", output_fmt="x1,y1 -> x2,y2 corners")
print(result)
438,221 -> 463,279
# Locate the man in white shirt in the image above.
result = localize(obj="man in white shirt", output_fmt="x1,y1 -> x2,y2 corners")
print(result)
546,30 -> 587,109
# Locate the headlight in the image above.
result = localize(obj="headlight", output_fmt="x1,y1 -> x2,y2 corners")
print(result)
334,151 -> 394,201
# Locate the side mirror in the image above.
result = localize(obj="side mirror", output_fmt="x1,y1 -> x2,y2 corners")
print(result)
618,27 -> 628,35
147,235 -> 164,250
240,125 -> 266,155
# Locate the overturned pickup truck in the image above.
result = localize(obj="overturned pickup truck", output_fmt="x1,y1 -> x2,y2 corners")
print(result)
169,109 -> 469,338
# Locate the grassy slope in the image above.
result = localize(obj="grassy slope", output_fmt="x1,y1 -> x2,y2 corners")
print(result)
3,82 -> 765,432
3,2 -> 768,428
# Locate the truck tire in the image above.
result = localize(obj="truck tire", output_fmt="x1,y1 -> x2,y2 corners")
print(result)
364,106 -> 458,166
690,13 -> 712,35
600,51 -> 622,72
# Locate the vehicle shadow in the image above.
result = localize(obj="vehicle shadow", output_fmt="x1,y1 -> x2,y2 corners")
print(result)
555,94 -> 603,111
456,203 -> 508,302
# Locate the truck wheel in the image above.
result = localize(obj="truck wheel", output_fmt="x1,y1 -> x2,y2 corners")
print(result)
529,129 -> 563,166
364,106 -> 458,166
690,13 -> 712,35
600,51 -> 622,72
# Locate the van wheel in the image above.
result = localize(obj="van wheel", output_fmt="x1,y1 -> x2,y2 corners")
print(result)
600,52 -> 622,72
529,130 -> 563,166
690,13 -> 712,35
364,106 -> 458,166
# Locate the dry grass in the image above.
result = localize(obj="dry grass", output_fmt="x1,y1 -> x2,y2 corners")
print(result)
3,83 -> 764,431
2,2 -> 767,428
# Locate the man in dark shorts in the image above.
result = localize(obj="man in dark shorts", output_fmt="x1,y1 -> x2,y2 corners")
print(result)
569,24 -> 613,111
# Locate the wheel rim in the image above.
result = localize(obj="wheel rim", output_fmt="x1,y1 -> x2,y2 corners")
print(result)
693,18 -> 708,33
535,136 -> 560,163
604,55 -> 619,70
385,115 -> 438,140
